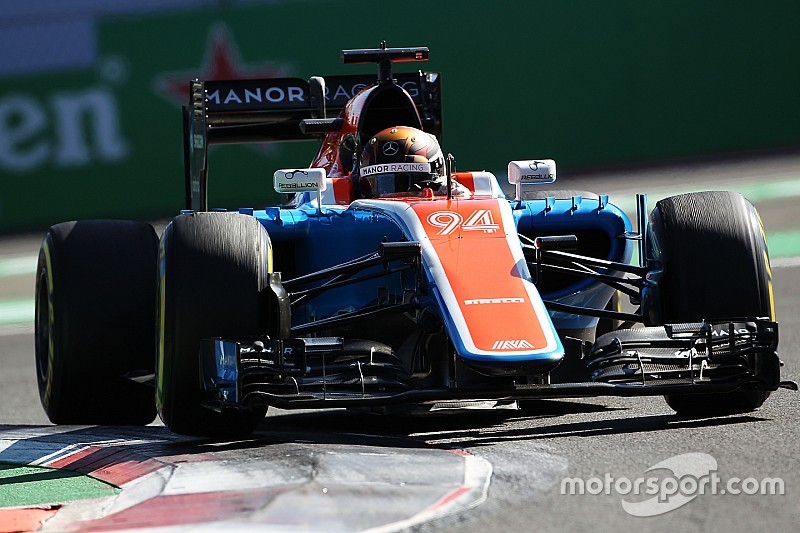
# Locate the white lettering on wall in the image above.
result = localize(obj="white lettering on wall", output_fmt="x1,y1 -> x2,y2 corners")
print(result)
51,88 -> 129,167
0,95 -> 49,171
0,87 -> 129,172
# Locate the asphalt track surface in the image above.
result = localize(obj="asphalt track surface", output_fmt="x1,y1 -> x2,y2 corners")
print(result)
1,153 -> 799,532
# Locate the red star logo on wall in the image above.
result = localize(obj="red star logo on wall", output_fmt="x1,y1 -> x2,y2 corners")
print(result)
154,24 -> 292,107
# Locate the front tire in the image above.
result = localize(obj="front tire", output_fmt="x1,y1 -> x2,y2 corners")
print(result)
35,220 -> 158,425
156,213 -> 272,437
646,191 -> 775,415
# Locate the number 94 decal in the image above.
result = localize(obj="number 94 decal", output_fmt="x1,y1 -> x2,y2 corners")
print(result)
426,209 -> 499,235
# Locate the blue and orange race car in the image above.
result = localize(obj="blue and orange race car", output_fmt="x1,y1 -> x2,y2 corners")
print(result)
34,45 -> 793,436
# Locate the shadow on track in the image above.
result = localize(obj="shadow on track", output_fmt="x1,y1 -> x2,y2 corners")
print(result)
0,398 -> 770,466
259,399 -> 769,449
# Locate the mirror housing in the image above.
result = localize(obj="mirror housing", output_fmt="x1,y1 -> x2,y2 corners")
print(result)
273,168 -> 328,194
508,159 -> 557,201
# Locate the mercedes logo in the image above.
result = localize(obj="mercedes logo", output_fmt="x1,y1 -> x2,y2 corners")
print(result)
382,141 -> 400,156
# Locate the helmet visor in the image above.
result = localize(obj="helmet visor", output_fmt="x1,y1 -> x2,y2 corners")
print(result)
367,173 -> 443,197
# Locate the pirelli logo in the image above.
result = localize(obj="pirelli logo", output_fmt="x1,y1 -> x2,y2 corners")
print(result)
464,298 -> 525,305
492,339 -> 535,350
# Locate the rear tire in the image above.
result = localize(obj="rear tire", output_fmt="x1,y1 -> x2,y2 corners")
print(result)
646,191 -> 775,415
34,220 -> 158,425
156,213 -> 272,437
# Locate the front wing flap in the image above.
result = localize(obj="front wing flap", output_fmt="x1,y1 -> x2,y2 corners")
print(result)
588,319 -> 780,389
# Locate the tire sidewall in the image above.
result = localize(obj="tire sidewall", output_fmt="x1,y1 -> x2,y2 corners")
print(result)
34,220 -> 158,424
35,232 -> 63,420
156,213 -> 272,436
643,191 -> 775,414
645,191 -> 774,324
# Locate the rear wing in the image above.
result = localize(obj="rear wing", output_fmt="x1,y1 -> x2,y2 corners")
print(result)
182,70 -> 442,211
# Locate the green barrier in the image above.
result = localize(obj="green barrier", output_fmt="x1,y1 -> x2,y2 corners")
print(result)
1,0 -> 799,232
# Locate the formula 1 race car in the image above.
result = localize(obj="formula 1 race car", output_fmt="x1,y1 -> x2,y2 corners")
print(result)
34,44 -> 795,436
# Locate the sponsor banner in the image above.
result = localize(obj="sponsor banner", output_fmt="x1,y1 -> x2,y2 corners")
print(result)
203,72 -> 428,112
204,78 -> 309,111
1,1 -> 799,231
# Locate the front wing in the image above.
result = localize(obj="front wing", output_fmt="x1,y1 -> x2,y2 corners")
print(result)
198,318 -> 793,412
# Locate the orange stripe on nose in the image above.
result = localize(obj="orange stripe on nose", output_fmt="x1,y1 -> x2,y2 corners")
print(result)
411,199 -> 549,352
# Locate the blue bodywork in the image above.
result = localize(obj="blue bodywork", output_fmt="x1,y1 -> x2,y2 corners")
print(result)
249,192 -> 632,341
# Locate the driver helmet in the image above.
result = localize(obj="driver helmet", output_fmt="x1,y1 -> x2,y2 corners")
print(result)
358,126 -> 446,198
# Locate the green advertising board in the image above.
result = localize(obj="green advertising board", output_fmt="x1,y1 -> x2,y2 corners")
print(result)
1,0 -> 799,232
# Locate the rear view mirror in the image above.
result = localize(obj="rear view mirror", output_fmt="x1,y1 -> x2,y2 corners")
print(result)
507,159 -> 557,200
273,168 -> 328,193
507,159 -> 557,185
